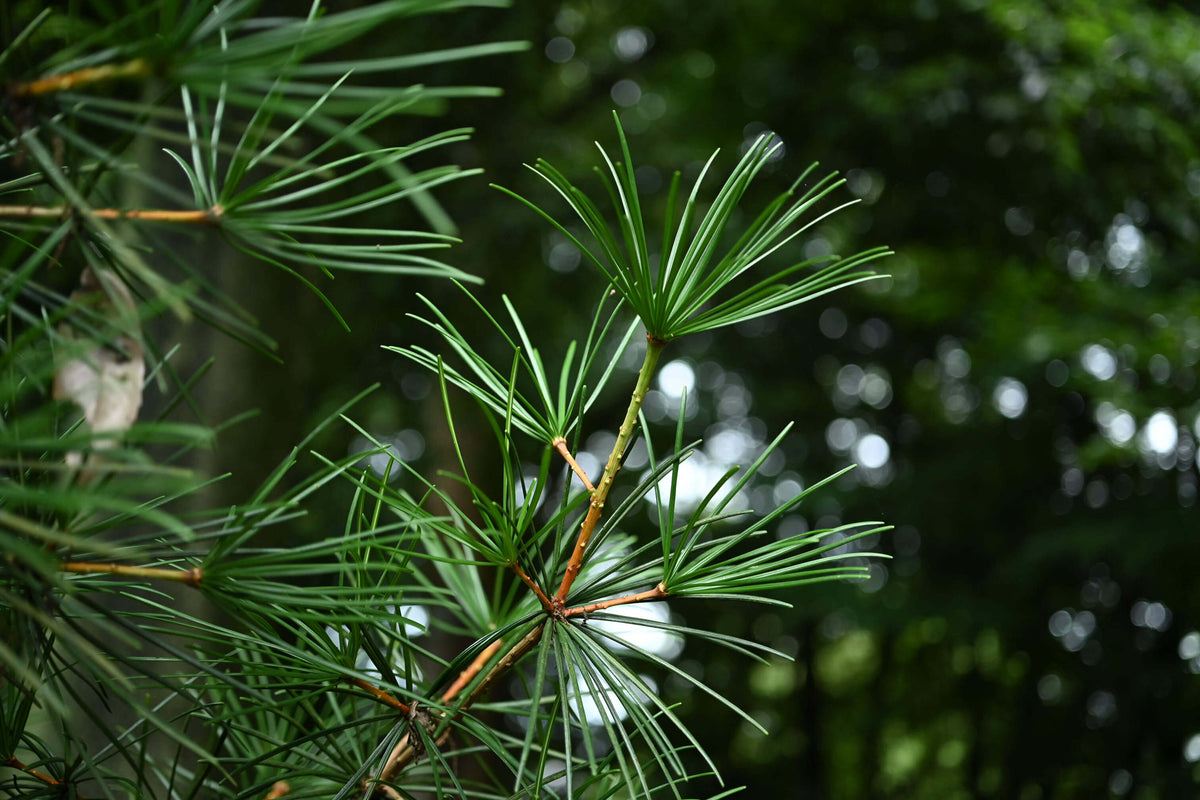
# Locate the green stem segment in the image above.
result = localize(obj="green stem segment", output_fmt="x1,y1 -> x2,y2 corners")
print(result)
554,336 -> 666,604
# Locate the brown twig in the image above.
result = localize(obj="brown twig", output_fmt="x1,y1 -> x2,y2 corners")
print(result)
509,560 -> 554,612
440,638 -> 504,703
11,58 -> 152,98
564,583 -> 668,618
0,204 -> 223,224
554,337 -> 666,604
344,677 -> 411,715
377,624 -> 546,786
552,437 -> 595,492
60,561 -> 203,587
375,636 -> 506,788
3,756 -> 62,788
263,781 -> 290,800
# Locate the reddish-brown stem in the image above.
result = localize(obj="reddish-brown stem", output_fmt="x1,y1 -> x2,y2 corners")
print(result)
439,638 -> 504,703
378,624 -> 546,785
3,756 -> 61,787
0,205 -> 223,224
510,561 -> 553,611
345,677 -> 411,715
564,583 -> 668,618
12,58 -> 152,97
61,562 -> 203,587
376,635 -> 506,786
552,437 -> 595,492
263,782 -> 290,800
554,337 -> 666,604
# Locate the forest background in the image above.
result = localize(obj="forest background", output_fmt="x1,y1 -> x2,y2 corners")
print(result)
9,1 -> 1200,798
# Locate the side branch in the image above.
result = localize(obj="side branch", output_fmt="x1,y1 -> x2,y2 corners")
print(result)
12,58 -> 152,97
440,638 -> 504,703
378,624 -> 546,785
564,583 -> 668,618
3,756 -> 62,788
0,205 -> 223,225
509,561 -> 554,611
554,337 -> 665,603
61,561 -> 203,587
344,677 -> 411,715
552,437 -> 595,492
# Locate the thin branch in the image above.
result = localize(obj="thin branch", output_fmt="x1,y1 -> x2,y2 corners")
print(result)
509,561 -> 553,611
3,756 -> 63,789
344,677 -> 411,715
60,561 -> 203,587
11,58 -> 152,97
554,336 -> 666,604
552,436 -> 595,492
439,638 -> 504,703
0,204 -> 223,224
263,782 -> 291,800
564,583 -> 668,618
375,636 -> 506,789
378,624 -> 546,784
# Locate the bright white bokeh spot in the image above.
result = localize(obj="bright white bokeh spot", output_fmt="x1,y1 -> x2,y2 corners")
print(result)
1186,733 -> 1200,763
1048,609 -> 1072,637
512,469 -> 544,511
772,474 -> 804,506
826,417 -> 860,454
398,604 -> 429,638
593,602 -> 684,661
1141,410 -> 1178,456
854,433 -> 890,469
612,26 -> 651,61
1131,599 -> 1172,631
1081,344 -> 1118,381
1179,631 -> 1200,660
570,675 -> 629,725
992,378 -> 1028,419
837,363 -> 865,397
860,368 -> 893,409
706,425 -> 756,463
1095,402 -> 1136,446
658,359 -> 696,402
941,346 -> 971,378
646,452 -> 746,515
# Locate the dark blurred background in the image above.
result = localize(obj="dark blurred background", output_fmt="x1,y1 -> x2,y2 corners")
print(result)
192,1 -> 1200,797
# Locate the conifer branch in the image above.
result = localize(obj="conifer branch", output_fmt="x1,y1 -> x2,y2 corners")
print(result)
60,561 -> 203,587
378,624 -> 546,784
509,561 -> 553,611
439,637 -> 504,703
344,677 -> 412,715
564,583 -> 668,617
0,204 -> 223,224
552,436 -> 595,492
2,756 -> 65,790
555,336 -> 666,604
11,58 -> 152,97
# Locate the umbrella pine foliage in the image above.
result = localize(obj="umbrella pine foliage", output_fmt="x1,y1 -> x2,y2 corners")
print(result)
1,3 -> 889,798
